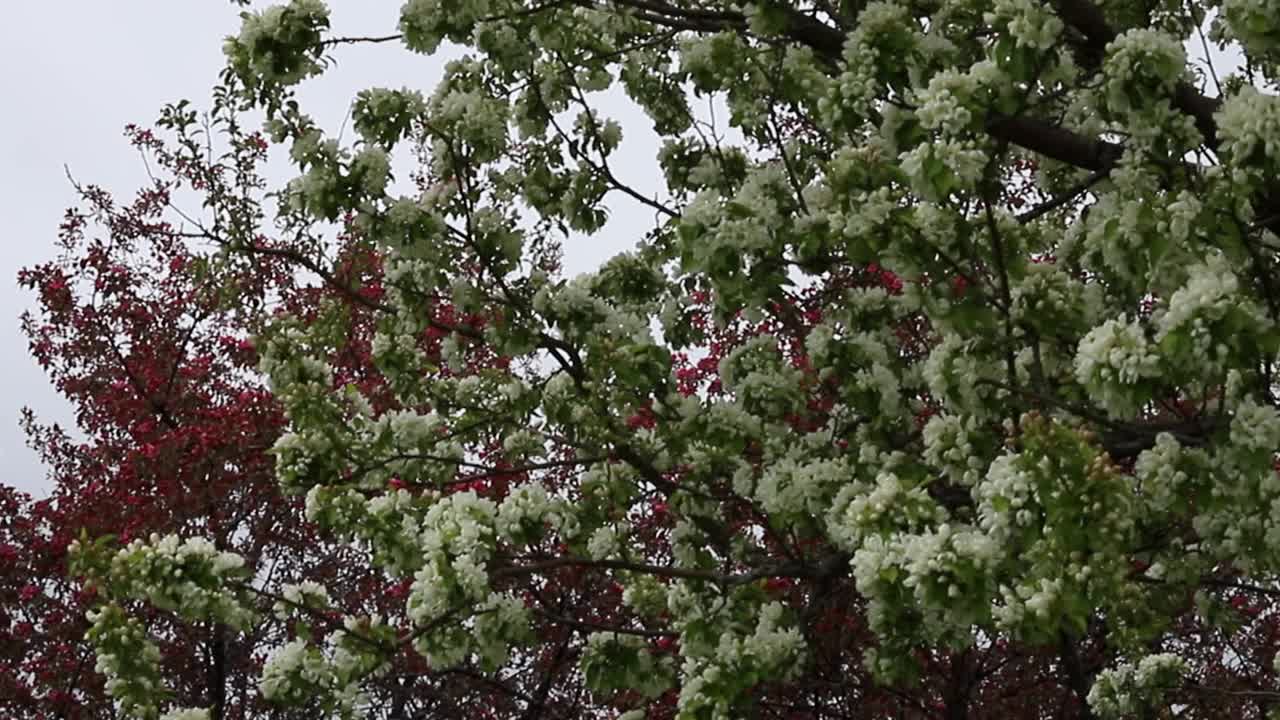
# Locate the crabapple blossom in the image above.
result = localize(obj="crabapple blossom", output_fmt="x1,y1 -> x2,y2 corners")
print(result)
34,0 -> 1280,717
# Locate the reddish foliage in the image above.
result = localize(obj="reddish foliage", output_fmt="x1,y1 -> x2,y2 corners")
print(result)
3,127 -> 402,719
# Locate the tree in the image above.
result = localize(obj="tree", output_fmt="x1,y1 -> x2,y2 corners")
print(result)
6,117 -> 421,719
45,0 -> 1280,718
9,102 -> 606,720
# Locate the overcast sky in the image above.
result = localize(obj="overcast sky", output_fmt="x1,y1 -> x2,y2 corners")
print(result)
0,1 -> 661,497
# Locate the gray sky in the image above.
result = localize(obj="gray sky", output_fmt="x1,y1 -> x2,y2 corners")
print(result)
0,1 -> 659,497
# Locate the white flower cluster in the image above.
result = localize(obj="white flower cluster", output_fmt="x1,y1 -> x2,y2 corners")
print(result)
677,168 -> 798,292
285,143 -> 347,220
1010,262 -> 1100,334
224,0 -> 329,90
386,408 -> 447,445
848,334 -> 905,420
754,456 -> 849,521
158,709 -> 210,720
260,639 -> 330,704
358,488 -> 430,572
587,522 -> 627,560
400,0 -> 494,55
358,409 -> 468,489
1163,191 -> 1203,248
658,138 -> 727,191
1230,399 -> 1280,456
398,492 -> 532,669
823,2 -> 915,120
1185,400 -> 1280,567
984,0 -> 1063,49
922,414 -> 987,486
495,482 -> 554,546
837,185 -> 900,242
620,574 -> 668,618
418,491 -> 497,588
1216,86 -> 1280,179
275,580 -> 332,620
914,70 -> 977,136
909,201 -> 961,253
975,455 -> 1037,542
1063,184 -> 1199,293
969,420 -> 1136,638
259,325 -> 334,399
668,520 -> 714,570
898,139 -> 989,202
733,165 -> 789,228
735,600 -> 807,671
108,534 -> 252,629
677,34 -> 719,80
1101,30 -> 1186,115
830,470 -> 942,550
352,87 -> 426,147
426,59 -> 511,164
1063,183 -> 1156,285
302,479 -> 422,573
261,615 -> 392,716
469,592 -> 535,670
676,602 -> 805,720
1074,315 -> 1160,417
1155,253 -> 1266,371
85,603 -> 165,720
850,524 -> 1002,645
350,145 -> 391,197
532,274 -> 612,332
717,334 -> 802,416
923,334 -> 997,417
691,400 -> 766,449
993,576 -> 1065,627
1094,31 -> 1202,150
1087,653 -> 1186,719
502,427 -> 546,459
271,430 -> 338,496
1134,433 -> 1202,514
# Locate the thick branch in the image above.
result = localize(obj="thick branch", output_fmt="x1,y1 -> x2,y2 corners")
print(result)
986,114 -> 1123,173
1059,630 -> 1099,720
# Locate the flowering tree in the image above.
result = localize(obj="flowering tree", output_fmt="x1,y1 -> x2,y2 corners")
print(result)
10,94 -> 619,720
5,112 -> 428,719
49,0 -> 1280,718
